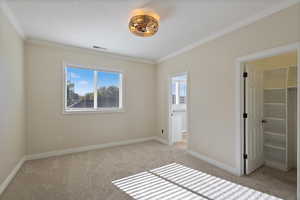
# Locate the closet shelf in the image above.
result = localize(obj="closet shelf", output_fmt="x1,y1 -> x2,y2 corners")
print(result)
264,117 -> 285,121
264,143 -> 286,151
262,67 -> 297,172
264,88 -> 285,90
264,131 -> 285,137
264,103 -> 285,106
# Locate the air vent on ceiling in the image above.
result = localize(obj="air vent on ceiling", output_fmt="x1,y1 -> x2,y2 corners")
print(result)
92,45 -> 107,50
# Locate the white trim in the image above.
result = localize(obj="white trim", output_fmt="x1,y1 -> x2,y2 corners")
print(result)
1,0 -> 299,63
187,150 -> 240,176
0,0 -> 25,38
158,0 -> 300,63
26,39 -> 156,65
0,156 -> 26,196
154,137 -> 169,145
235,42 -> 300,197
26,137 -> 156,161
1,138 -> 161,195
63,108 -> 125,115
236,43 -> 300,63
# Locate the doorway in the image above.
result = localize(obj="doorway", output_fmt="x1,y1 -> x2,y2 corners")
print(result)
169,73 -> 188,149
244,55 -> 298,175
236,43 -> 300,199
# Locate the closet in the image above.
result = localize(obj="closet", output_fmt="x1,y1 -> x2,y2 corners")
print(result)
263,66 -> 297,171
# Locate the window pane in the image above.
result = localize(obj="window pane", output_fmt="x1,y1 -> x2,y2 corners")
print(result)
172,82 -> 176,104
66,67 -> 94,109
97,71 -> 121,108
179,81 -> 186,104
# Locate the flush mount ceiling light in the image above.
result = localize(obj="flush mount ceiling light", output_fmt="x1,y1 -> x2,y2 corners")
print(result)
129,11 -> 159,37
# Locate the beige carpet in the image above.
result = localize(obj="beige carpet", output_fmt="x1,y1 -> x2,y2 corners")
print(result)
113,163 -> 283,199
0,141 -> 297,200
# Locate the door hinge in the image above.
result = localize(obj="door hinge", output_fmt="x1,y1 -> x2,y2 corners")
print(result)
243,72 -> 248,78
243,113 -> 248,118
243,154 -> 248,160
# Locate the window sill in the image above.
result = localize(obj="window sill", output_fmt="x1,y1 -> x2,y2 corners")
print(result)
63,108 -> 125,115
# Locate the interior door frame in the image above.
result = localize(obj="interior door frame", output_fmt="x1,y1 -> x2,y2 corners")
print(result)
168,72 -> 190,146
235,42 -> 300,197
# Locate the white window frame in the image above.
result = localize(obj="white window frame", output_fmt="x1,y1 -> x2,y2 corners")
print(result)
63,63 -> 125,114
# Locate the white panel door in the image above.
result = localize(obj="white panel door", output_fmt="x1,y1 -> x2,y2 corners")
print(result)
246,66 -> 264,174
172,111 -> 183,143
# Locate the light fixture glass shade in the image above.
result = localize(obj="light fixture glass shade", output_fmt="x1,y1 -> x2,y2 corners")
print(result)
129,15 -> 159,37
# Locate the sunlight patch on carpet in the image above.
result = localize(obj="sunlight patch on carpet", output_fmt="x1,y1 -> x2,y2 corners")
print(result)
113,163 -> 282,200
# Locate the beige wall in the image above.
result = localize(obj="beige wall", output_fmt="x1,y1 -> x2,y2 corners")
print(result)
0,0 -> 299,188
157,4 -> 300,169
25,41 -> 157,155
247,51 -> 297,70
247,52 -> 298,88
0,8 -> 26,184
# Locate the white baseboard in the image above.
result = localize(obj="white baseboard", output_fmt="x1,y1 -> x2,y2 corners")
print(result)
187,150 -> 241,176
26,137 -> 156,161
0,137 -> 158,196
0,156 -> 26,196
0,138 -> 240,197
154,137 -> 169,145
154,136 -> 240,177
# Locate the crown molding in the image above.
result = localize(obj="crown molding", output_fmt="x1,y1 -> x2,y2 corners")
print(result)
26,38 -> 157,65
0,0 -> 25,38
157,0 -> 300,63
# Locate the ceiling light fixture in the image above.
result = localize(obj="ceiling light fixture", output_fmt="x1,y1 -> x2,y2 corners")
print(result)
129,11 -> 159,37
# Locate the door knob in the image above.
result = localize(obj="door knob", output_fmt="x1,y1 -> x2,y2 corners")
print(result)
261,119 -> 267,123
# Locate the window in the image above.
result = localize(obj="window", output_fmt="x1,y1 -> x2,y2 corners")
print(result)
66,67 -> 94,109
172,82 -> 177,104
65,65 -> 123,113
97,71 -> 121,108
172,80 -> 186,105
179,82 -> 186,104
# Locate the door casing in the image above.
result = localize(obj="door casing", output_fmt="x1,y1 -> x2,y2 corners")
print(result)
235,42 -> 300,198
